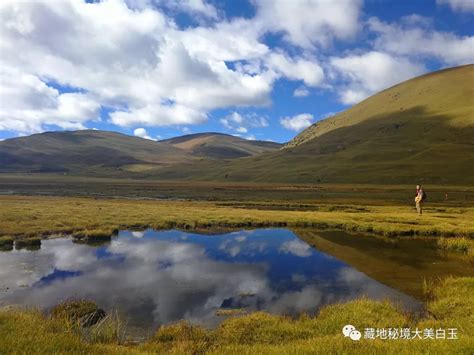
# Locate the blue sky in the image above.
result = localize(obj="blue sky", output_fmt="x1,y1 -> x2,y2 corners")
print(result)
0,0 -> 472,143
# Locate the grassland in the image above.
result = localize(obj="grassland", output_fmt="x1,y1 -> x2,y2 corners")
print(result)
0,194 -> 473,240
0,277 -> 472,354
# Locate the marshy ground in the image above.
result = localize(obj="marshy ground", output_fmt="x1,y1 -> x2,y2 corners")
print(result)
0,177 -> 473,353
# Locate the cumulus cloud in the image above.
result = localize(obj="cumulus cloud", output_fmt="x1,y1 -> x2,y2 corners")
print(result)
266,52 -> 324,87
133,127 -> 155,140
329,51 -> 425,104
368,17 -> 474,66
0,67 -> 100,133
254,0 -> 362,48
0,0 -> 277,134
436,0 -> 474,12
0,0 -> 335,135
110,103 -> 207,127
280,113 -> 314,131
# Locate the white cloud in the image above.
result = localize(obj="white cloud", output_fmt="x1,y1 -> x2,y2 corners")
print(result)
368,17 -> 474,66
330,51 -> 425,104
0,0 -> 275,134
133,127 -> 155,140
280,239 -> 312,257
280,113 -> 314,131
293,86 -> 310,97
0,67 -> 99,133
166,0 -> 219,19
220,111 -> 269,135
254,0 -> 363,48
131,231 -> 145,238
111,103 -> 207,127
437,0 -> 474,12
266,52 -> 324,87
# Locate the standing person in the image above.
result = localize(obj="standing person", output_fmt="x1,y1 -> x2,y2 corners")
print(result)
415,185 -> 425,215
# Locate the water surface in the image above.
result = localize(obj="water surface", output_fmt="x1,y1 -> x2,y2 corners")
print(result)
0,229 -> 471,334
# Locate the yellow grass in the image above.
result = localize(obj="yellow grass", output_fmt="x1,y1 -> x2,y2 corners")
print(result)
0,195 -> 472,239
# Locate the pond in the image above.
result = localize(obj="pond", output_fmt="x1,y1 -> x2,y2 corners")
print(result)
0,229 -> 471,336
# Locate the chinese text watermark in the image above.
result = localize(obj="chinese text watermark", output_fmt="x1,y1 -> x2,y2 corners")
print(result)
343,325 -> 458,341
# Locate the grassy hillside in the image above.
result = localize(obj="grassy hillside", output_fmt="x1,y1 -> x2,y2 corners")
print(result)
160,132 -> 281,159
0,130 -> 186,173
286,65 -> 474,148
149,65 -> 474,184
0,131 -> 280,174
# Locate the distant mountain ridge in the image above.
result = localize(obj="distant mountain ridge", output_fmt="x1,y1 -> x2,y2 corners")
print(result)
160,132 -> 281,159
0,130 -> 281,174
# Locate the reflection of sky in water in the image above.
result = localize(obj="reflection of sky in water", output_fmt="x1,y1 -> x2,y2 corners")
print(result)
0,229 -> 421,331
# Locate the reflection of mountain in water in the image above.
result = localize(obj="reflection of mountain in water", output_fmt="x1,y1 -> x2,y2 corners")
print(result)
0,229 -> 422,332
294,229 -> 474,299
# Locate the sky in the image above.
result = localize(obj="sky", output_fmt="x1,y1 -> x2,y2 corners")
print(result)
0,0 -> 473,143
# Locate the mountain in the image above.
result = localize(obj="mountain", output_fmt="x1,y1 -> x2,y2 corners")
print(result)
160,133 -> 281,159
149,64 -> 474,184
0,130 -> 184,173
0,130 -> 281,174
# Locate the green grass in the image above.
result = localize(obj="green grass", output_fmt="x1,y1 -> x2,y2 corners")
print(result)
0,277 -> 472,354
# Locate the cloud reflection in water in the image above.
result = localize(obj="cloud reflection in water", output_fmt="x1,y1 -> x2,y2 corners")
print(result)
0,229 -> 421,330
